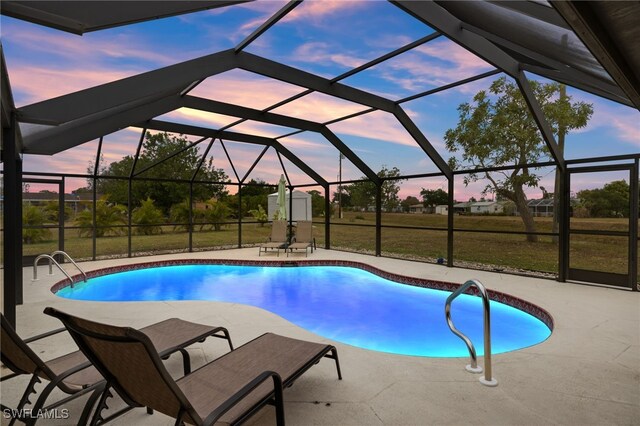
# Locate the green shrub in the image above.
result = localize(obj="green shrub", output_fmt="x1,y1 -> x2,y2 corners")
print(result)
248,205 -> 268,227
170,200 -> 191,231
43,201 -> 72,222
22,204 -> 49,244
75,198 -> 127,237
203,200 -> 230,231
132,197 -> 164,235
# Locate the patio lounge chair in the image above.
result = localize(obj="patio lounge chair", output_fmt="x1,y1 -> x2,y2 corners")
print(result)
259,220 -> 288,256
45,307 -> 342,426
287,220 -> 315,257
1,313 -> 234,425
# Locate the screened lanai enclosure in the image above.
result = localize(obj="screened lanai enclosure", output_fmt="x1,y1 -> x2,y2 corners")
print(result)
2,1 -> 639,324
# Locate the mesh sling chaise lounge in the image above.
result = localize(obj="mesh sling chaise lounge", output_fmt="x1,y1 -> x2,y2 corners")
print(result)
1,313 -> 234,425
259,220 -> 288,257
45,307 -> 342,426
287,221 -> 315,257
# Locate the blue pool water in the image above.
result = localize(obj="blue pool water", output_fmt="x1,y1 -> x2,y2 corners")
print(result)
56,265 -> 551,357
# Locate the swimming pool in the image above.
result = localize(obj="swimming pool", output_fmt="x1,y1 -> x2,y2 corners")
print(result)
55,262 -> 552,357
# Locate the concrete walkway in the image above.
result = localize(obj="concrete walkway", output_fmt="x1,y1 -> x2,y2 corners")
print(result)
2,248 -> 638,425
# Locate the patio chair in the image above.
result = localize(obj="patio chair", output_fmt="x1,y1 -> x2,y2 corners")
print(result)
1,313 -> 234,425
287,221 -> 315,257
259,220 -> 288,257
45,307 -> 342,426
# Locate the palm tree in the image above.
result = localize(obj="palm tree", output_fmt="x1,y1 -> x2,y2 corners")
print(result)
75,198 -> 126,237
132,197 -> 165,235
170,200 -> 191,231
22,204 -> 50,243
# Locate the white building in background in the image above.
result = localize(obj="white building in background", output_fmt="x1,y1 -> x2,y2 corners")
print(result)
409,204 -> 425,214
469,201 -> 504,214
435,205 -> 448,215
267,190 -> 312,221
437,201 -> 507,215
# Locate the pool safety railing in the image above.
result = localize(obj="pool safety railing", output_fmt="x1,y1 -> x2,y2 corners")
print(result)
445,279 -> 498,387
33,251 -> 87,288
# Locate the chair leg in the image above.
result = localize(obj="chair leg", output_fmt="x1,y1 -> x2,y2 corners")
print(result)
221,328 -> 234,351
325,347 -> 343,380
15,373 -> 41,414
271,375 -> 285,426
26,378 -> 61,426
77,383 -> 107,426
174,410 -> 186,426
88,386 -> 113,426
178,348 -> 191,375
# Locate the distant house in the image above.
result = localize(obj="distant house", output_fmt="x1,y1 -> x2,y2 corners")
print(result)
526,198 -> 555,217
23,192 -> 96,214
511,198 -> 581,217
453,202 -> 471,214
409,204 -> 425,214
469,201 -> 504,215
435,205 -> 448,215
449,201 -> 505,215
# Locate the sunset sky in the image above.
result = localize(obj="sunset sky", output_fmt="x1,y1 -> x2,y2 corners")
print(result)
2,0 -> 638,201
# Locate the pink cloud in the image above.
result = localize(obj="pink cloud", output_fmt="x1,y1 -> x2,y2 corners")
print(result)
578,99 -> 640,147
278,134 -> 351,181
273,91 -> 369,123
207,142 -> 319,185
283,1 -> 367,24
22,138 -> 100,187
241,148 -> 302,184
10,64 -> 135,106
190,69 -> 307,110
4,19 -> 203,106
415,40 -> 491,73
292,42 -> 367,69
329,110 -> 419,148
231,121 -> 296,138
161,108 -> 240,129
4,21 -> 176,67
373,39 -> 494,94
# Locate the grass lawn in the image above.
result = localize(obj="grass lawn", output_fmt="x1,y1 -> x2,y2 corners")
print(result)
18,212 -> 636,278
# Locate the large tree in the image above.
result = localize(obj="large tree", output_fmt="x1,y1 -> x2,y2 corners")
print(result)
444,77 -> 592,242
343,166 -> 405,212
307,190 -> 327,217
400,196 -> 420,213
578,180 -> 630,218
420,188 -> 448,210
93,132 -> 229,214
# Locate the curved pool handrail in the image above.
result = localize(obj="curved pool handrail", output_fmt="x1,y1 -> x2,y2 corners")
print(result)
51,251 -> 87,282
445,279 -> 497,387
33,254 -> 75,288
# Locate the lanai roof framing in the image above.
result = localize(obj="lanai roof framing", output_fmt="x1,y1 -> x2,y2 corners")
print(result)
17,48 -> 452,182
13,0 -> 638,189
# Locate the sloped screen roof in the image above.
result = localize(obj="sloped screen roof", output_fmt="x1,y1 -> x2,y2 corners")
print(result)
1,0 -> 249,34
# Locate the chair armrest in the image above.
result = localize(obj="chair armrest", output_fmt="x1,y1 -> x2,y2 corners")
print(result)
203,370 -> 284,426
23,327 -> 67,344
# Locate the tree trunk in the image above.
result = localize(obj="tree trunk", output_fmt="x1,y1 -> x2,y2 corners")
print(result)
552,84 -> 567,243
514,183 -> 539,243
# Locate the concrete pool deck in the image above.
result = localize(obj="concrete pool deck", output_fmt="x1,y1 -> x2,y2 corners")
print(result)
2,248 -> 638,425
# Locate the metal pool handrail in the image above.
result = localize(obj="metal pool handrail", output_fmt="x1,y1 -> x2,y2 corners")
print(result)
445,279 -> 498,387
51,250 -> 87,282
32,251 -> 87,288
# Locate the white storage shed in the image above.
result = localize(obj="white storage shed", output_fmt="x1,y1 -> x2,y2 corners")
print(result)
267,190 -> 312,221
